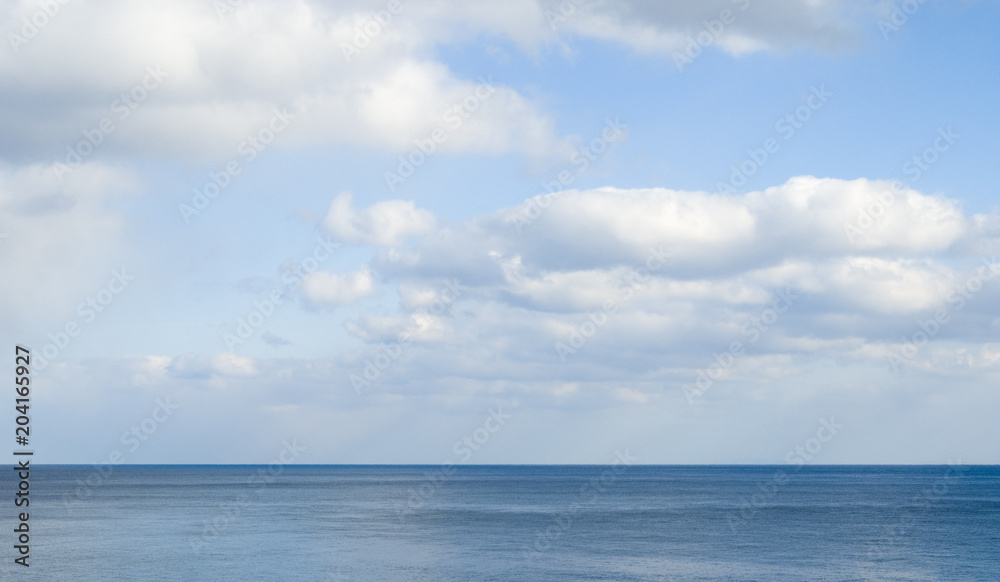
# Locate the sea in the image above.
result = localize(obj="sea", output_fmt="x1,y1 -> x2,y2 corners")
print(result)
1,465 -> 997,581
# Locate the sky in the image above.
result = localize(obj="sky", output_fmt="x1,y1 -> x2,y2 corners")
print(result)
1,0 -> 999,464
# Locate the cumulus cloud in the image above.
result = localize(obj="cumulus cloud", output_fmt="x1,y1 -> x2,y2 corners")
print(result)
374,177 -> 970,281
0,0 -> 878,163
322,191 -> 437,246
0,0 -> 567,162
325,177 -> 1000,391
301,266 -> 379,308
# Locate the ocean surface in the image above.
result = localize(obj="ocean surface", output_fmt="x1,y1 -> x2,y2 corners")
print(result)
1,465 -> 997,581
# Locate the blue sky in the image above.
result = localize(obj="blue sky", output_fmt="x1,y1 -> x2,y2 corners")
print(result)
2,0 -> 999,464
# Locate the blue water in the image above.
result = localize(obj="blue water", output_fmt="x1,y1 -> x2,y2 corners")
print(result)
1,465 -> 997,580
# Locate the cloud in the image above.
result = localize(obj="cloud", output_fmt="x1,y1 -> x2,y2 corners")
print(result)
166,352 -> 258,378
301,266 -> 379,308
374,177 -> 969,282
0,0 -> 567,163
323,177 -> 1000,392
561,0 -> 870,56
211,352 -> 259,377
32,345 -> 1000,463
322,191 -> 437,246
0,0 -> 878,164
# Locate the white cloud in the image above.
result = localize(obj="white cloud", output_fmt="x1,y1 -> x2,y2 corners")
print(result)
322,191 -> 437,246
331,177 -> 1000,394
166,352 -> 258,378
301,266 -> 379,308
0,0 -> 568,162
821,257 -> 954,314
378,177 -> 968,283
614,386 -> 652,403
0,0 -> 877,163
211,352 -> 259,377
